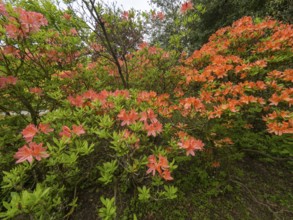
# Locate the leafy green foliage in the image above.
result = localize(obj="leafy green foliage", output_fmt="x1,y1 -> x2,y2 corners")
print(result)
98,197 -> 116,220
137,186 -> 150,201
0,0 -> 292,219
98,160 -> 118,185
0,184 -> 58,220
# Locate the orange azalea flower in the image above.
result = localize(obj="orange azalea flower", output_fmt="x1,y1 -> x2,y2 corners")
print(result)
14,145 -> 33,164
200,91 -> 214,103
267,70 -> 282,79
68,95 -> 84,107
178,137 -> 205,156
161,169 -> 173,181
280,90 -> 292,103
219,137 -> 234,145
180,97 -> 205,112
72,125 -> 85,136
240,95 -> 257,104
283,69 -> 293,82
117,109 -> 139,126
140,109 -> 158,123
269,93 -> 281,106
14,142 -> 49,164
263,111 -> 278,121
253,59 -> 267,68
244,123 -> 253,129
158,155 -> 170,172
144,121 -> 163,137
121,11 -> 129,20
38,123 -> 54,134
227,99 -> 239,112
137,91 -> 157,103
255,81 -> 267,90
63,13 -> 71,20
140,111 -> 148,123
208,106 -> 223,119
83,89 -> 99,100
22,124 -> 38,143
59,125 -> 85,138
0,76 -> 18,89
146,154 -> 173,181
211,161 -> 220,168
29,87 -> 43,95
180,1 -> 193,14
152,11 -> 165,20
266,121 -> 290,136
59,126 -> 71,138
177,131 -> 189,139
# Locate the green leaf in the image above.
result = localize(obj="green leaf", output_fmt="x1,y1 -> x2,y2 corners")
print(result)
137,186 -> 150,201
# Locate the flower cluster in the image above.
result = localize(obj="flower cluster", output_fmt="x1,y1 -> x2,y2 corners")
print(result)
146,155 -> 173,181
14,142 -> 49,164
22,123 -> 54,143
3,5 -> 48,39
59,125 -> 85,138
0,76 -> 18,89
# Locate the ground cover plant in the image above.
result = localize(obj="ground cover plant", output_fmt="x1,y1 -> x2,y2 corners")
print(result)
0,0 -> 292,219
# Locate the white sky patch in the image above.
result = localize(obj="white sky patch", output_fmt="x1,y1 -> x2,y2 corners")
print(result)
106,0 -> 152,11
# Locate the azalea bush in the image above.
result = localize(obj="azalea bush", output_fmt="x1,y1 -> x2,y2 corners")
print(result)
1,87 -> 207,219
176,16 -> 293,161
0,0 -> 292,219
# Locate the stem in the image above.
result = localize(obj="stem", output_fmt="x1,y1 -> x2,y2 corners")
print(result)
83,0 -> 128,88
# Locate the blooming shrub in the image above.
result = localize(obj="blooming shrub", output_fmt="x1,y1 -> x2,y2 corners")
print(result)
0,1 -> 292,218
177,16 -> 292,136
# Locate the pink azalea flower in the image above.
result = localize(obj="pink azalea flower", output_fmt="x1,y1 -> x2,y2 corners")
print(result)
14,142 -> 49,164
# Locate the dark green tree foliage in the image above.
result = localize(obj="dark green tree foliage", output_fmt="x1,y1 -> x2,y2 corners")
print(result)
149,0 -> 205,52
150,0 -> 293,51
191,0 -> 293,48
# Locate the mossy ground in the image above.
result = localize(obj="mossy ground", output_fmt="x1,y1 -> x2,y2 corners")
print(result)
71,156 -> 293,220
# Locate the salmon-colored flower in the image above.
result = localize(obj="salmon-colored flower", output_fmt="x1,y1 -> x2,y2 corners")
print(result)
0,76 -> 18,89
144,121 -> 163,137
211,161 -> 220,168
266,121 -> 291,135
59,125 -> 85,138
38,123 -> 54,134
22,124 -> 38,142
59,126 -> 71,138
117,109 -> 139,126
269,93 -> 281,106
178,137 -> 205,156
68,95 -> 84,107
180,1 -> 193,14
156,12 -> 165,20
122,11 -> 129,20
140,109 -> 158,123
14,145 -> 33,164
14,142 -> 49,164
72,125 -> 85,136
29,87 -> 43,95
146,154 -> 173,181
161,169 -> 173,181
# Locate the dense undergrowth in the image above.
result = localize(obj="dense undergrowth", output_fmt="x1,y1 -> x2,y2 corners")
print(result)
0,1 -> 292,219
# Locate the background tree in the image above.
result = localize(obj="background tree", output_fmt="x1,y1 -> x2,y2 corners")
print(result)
65,0 -> 146,88
149,0 -> 205,52
150,0 -> 292,51
0,0 -> 87,125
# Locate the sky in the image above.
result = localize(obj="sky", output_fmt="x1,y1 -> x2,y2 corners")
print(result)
106,0 -> 152,11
